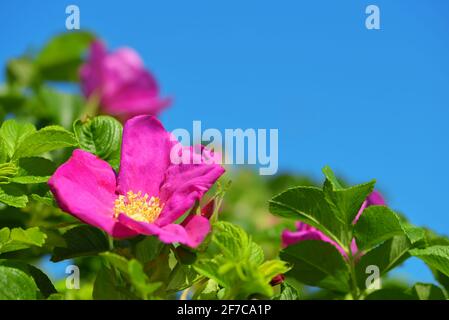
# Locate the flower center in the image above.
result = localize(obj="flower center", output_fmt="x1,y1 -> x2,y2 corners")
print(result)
114,191 -> 163,223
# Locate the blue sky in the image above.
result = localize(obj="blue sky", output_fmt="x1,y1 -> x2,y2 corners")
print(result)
1,0 -> 449,283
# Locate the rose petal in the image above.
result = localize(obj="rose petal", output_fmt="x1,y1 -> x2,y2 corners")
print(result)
48,149 -> 137,238
354,190 -> 386,223
282,223 -> 348,258
157,145 -> 225,225
80,40 -> 107,98
117,115 -> 173,197
118,214 -> 210,248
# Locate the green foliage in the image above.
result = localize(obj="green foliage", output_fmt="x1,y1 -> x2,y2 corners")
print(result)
364,288 -> 414,300
35,32 -> 95,82
0,226 -> 46,254
0,184 -> 28,208
30,87 -> 84,129
0,265 -> 38,299
269,186 -> 347,249
0,260 -> 57,298
322,166 -> 375,227
269,166 -> 439,300
74,116 -> 122,170
12,125 -> 77,160
410,282 -> 446,300
0,31 -> 446,301
281,240 -> 350,292
133,236 -> 165,264
0,119 -> 36,159
10,157 -> 56,184
51,225 -> 109,262
166,263 -> 199,293
273,282 -> 300,300
354,206 -> 404,252
410,246 -> 449,278
0,119 -> 76,207
355,235 -> 414,289
194,221 -> 290,299
95,252 -> 162,300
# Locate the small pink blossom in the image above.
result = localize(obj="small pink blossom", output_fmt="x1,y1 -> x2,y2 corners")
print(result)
80,40 -> 171,120
49,115 -> 224,247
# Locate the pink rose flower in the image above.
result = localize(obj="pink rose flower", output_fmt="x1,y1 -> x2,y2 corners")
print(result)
49,115 -> 225,248
281,191 -> 386,258
80,40 -> 171,120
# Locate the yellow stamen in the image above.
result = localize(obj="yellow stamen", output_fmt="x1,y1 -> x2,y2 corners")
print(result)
114,191 -> 163,223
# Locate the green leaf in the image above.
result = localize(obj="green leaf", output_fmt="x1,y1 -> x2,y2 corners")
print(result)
6,57 -> 35,87
0,184 -> 28,207
134,236 -> 165,264
194,259 -> 229,287
93,265 -> 136,300
322,165 -> 344,189
322,166 -> 375,226
354,206 -> 404,252
410,246 -> 449,278
356,235 -> 413,289
364,288 -> 414,300
128,259 -> 162,299
98,254 -> 162,299
51,225 -> 109,262
13,125 -> 77,160
31,87 -> 84,129
280,240 -> 350,292
402,224 -> 426,245
269,186 -> 346,248
0,162 -> 18,183
100,252 -> 130,274
35,31 -> 95,82
167,263 -> 199,292
0,137 -> 8,163
0,265 -> 38,299
0,119 -> 36,159
175,246 -> 197,265
31,193 -> 55,207
74,116 -> 122,170
0,88 -> 27,116
273,282 -> 299,300
258,260 -> 290,282
9,157 -> 56,184
212,221 -> 256,260
195,279 -> 220,300
410,282 -> 446,300
0,227 -> 46,255
194,221 -> 289,299
0,260 -> 57,298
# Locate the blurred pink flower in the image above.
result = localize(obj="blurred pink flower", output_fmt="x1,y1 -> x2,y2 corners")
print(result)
281,191 -> 386,258
49,115 -> 224,247
80,40 -> 171,120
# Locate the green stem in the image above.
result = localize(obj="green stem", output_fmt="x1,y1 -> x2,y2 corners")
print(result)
108,235 -> 114,251
81,92 -> 100,121
347,246 -> 360,300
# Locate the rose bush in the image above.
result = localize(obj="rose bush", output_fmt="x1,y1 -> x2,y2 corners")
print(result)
0,32 -> 448,300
